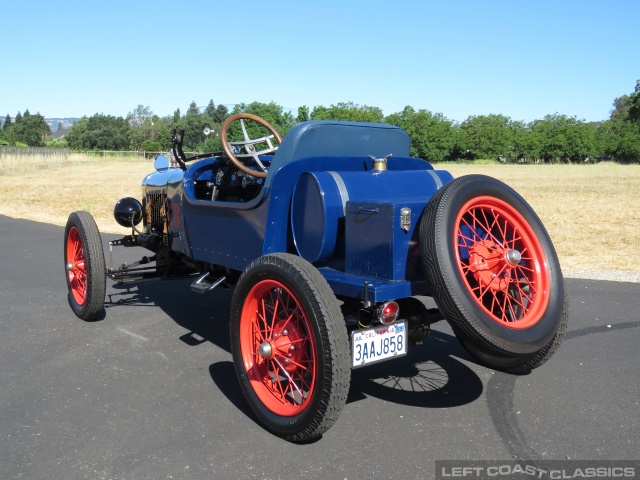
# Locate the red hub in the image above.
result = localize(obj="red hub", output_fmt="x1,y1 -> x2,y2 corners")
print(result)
257,319 -> 306,374
239,279 -> 317,416
467,239 -> 522,293
455,196 -> 550,329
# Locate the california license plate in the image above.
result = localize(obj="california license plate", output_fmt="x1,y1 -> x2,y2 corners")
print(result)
351,320 -> 407,368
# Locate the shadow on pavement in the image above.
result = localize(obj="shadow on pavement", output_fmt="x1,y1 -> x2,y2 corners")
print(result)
105,277 -> 485,425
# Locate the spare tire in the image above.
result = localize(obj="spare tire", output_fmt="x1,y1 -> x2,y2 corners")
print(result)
420,175 -> 568,369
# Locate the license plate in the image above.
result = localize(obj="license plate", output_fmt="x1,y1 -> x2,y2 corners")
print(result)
351,320 -> 407,368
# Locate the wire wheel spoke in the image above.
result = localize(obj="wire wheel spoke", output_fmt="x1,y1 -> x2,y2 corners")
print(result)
240,279 -> 317,416
66,227 -> 89,306
456,196 -> 550,329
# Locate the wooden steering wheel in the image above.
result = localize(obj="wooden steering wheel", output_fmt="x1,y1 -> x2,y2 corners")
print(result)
219,113 -> 282,178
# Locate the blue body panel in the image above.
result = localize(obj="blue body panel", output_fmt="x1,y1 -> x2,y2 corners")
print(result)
265,120 -> 411,186
181,158 -> 269,270
142,120 -> 455,301
345,199 -> 427,281
318,267 -> 428,302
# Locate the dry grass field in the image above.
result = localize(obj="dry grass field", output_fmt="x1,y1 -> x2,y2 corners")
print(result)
1,153 -> 639,280
435,162 -> 640,280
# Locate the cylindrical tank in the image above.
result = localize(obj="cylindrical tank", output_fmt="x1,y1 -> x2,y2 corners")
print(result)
291,169 -> 452,263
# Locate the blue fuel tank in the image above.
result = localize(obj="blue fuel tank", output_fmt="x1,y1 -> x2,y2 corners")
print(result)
291,168 -> 453,278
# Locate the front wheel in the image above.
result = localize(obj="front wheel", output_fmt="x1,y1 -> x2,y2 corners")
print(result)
420,175 -> 568,371
229,253 -> 350,442
64,211 -> 106,321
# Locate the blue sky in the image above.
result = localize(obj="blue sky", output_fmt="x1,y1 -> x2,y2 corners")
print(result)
2,0 -> 639,123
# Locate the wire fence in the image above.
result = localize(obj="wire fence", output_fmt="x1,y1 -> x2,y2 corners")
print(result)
0,146 -> 70,158
0,146 -> 180,161
79,150 -> 169,159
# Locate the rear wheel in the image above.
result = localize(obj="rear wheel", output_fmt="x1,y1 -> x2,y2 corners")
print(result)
420,175 -> 568,371
230,253 -> 350,442
64,211 -> 106,321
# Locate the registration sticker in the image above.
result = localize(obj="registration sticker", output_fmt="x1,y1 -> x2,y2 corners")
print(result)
351,320 -> 407,368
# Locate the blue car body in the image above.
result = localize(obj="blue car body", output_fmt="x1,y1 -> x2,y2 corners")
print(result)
141,120 -> 453,302
64,116 -> 566,441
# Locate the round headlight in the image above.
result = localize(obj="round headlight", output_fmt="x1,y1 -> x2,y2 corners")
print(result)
114,197 -> 143,228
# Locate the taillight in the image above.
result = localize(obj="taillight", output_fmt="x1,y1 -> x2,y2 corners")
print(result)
376,301 -> 399,325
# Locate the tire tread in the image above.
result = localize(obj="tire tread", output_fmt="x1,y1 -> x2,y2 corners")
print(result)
65,211 -> 106,321
420,175 -> 567,368
230,253 -> 350,442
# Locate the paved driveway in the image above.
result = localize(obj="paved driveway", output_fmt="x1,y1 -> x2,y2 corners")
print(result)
1,215 -> 638,479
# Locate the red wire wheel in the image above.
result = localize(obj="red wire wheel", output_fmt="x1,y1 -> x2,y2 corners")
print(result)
239,279 -> 318,416
64,211 -> 106,321
66,226 -> 88,306
420,175 -> 568,371
230,253 -> 350,442
454,196 -> 550,329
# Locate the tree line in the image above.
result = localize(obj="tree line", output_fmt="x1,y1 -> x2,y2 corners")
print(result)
2,80 -> 639,163
0,110 -> 51,147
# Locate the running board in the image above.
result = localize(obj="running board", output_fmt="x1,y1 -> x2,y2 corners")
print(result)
190,273 -> 227,294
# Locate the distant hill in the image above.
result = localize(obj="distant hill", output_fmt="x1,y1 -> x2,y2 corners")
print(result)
45,118 -> 80,132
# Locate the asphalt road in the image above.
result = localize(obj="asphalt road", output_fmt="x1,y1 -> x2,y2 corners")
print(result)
1,215 -> 638,480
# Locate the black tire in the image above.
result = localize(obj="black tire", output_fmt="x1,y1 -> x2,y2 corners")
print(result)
456,295 -> 568,373
229,253 -> 350,442
64,211 -> 106,321
420,175 -> 568,369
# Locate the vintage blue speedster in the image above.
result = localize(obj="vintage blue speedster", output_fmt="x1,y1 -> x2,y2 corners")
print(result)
64,114 -> 568,441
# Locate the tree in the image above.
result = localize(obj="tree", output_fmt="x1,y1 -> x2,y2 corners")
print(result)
205,99 -> 216,119
628,79 -> 640,123
66,114 -> 130,150
212,104 -> 228,124
230,102 -> 296,139
202,134 -> 222,153
140,139 -> 162,152
180,103 -> 210,150
44,136 -> 68,148
507,120 -> 536,161
8,127 -> 16,146
460,114 -> 513,159
296,105 -> 310,123
202,100 -> 228,126
2,114 -> 10,132
597,118 -> 640,162
15,111 -> 22,124
529,114 -> 597,163
127,105 -> 153,126
610,94 -> 631,120
170,101 -> 228,153
128,115 -> 172,150
310,102 -> 384,123
187,101 -> 199,116
13,112 -> 51,147
127,107 -> 153,149
385,106 -> 458,162
57,121 -> 63,132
